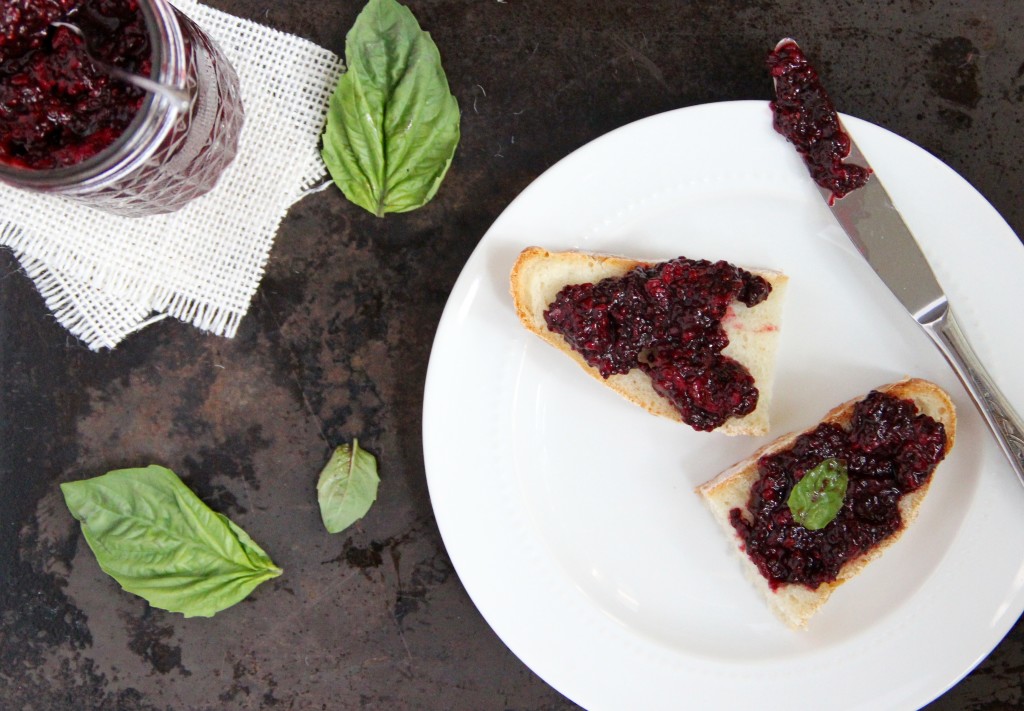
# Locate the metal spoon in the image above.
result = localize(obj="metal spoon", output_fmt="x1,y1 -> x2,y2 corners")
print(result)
50,21 -> 191,114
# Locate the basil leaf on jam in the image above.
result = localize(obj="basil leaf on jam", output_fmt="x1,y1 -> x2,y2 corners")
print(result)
787,458 -> 848,530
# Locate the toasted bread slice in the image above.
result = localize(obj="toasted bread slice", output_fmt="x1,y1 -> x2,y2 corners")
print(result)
510,246 -> 788,435
697,378 -> 957,629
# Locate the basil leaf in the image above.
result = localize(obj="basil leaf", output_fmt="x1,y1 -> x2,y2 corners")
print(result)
321,0 -> 461,216
787,458 -> 849,530
60,465 -> 282,618
316,439 -> 380,533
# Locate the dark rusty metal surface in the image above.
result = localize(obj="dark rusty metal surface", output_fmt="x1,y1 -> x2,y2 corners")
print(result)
2,1 -> 1023,708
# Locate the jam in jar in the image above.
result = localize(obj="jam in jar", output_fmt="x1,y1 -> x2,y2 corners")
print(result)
0,0 -> 243,215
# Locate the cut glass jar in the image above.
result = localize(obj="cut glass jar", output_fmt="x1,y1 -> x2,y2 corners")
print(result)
0,0 -> 244,216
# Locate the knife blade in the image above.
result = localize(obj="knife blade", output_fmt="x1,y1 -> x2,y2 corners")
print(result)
771,40 -> 1024,486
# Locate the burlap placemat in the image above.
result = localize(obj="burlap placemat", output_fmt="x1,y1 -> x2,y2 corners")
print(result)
1,0 -> 344,350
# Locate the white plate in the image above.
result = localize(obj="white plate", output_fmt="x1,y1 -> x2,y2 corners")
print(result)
422,101 -> 1024,710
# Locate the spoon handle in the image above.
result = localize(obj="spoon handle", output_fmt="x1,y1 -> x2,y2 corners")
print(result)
50,21 -> 191,114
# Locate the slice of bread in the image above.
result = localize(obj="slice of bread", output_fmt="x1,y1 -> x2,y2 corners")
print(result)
697,378 -> 957,629
510,246 -> 788,435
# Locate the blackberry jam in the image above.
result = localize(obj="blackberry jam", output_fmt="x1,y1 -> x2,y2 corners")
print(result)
729,390 -> 947,590
0,0 -> 243,215
543,257 -> 772,431
767,39 -> 871,202
0,0 -> 150,170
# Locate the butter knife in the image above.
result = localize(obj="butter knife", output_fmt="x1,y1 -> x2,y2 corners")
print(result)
827,138 -> 1024,486
823,125 -> 1024,487
771,42 -> 1024,485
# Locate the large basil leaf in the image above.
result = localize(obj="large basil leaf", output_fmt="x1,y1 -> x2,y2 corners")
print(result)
321,0 -> 461,216
61,465 -> 282,618
787,457 -> 849,530
316,440 -> 380,533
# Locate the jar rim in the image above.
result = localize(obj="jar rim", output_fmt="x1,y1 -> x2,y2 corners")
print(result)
0,0 -> 188,190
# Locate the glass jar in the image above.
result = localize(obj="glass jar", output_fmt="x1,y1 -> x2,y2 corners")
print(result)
0,0 -> 244,216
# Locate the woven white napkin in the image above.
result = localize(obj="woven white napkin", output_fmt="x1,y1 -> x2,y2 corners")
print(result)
0,0 -> 344,350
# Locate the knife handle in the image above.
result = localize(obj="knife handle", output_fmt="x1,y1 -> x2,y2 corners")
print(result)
926,308 -> 1024,488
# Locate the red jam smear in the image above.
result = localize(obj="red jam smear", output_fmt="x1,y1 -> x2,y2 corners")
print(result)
543,257 -> 772,432
767,39 -> 871,202
729,390 -> 947,590
0,0 -> 150,170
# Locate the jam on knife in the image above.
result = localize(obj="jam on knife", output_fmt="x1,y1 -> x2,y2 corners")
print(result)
767,38 -> 871,203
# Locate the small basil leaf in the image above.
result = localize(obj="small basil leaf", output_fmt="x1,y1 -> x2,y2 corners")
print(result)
316,439 -> 380,533
321,0 -> 460,216
787,457 -> 849,530
60,465 -> 282,618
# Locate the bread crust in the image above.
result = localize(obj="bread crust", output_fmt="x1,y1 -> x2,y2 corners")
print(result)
509,246 -> 788,435
696,378 -> 957,629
